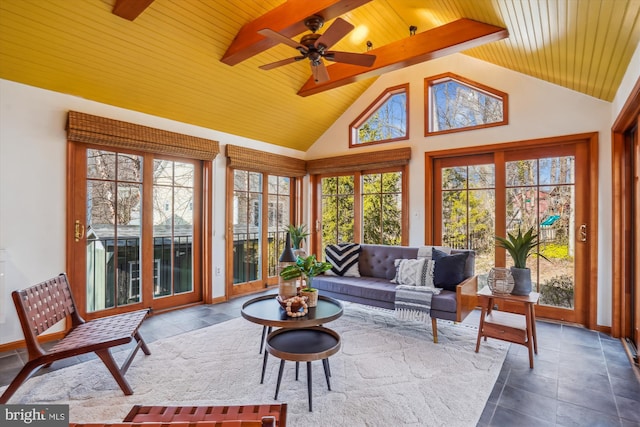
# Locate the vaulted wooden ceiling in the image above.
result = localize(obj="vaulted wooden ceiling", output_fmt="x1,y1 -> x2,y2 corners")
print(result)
1,0 -> 639,151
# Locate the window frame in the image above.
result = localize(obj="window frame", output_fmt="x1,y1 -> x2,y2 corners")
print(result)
349,83 -> 410,148
311,164 -> 409,255
424,72 -> 508,137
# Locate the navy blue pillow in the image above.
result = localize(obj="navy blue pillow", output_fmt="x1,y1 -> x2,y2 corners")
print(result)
432,248 -> 468,292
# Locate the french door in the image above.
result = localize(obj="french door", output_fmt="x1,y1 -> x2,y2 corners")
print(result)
68,143 -> 204,319
432,136 -> 594,325
227,169 -> 293,297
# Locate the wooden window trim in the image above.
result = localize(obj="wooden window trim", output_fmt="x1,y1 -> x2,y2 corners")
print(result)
349,84 -> 410,148
424,72 -> 508,137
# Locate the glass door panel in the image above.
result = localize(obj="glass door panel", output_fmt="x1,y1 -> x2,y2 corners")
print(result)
440,163 -> 495,288
86,149 -> 142,312
505,156 -> 576,310
153,160 -> 194,298
267,176 -> 290,278
233,170 -> 263,285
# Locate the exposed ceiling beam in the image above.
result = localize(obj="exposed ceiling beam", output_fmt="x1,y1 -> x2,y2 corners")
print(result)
221,0 -> 372,66
297,18 -> 509,97
112,0 -> 155,21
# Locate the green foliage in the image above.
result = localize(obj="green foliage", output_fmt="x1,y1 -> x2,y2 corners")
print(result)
540,243 -> 572,260
287,224 -> 309,249
279,254 -> 332,291
540,275 -> 574,308
495,226 -> 549,269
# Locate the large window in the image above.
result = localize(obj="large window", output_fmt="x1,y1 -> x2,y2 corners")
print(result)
319,169 -> 406,251
425,73 -> 508,136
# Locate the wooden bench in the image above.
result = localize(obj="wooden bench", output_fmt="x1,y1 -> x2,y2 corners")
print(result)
70,422 -> 273,427
123,404 -> 287,427
0,273 -> 150,403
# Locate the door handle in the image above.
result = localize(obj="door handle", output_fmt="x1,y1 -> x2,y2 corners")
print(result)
579,224 -> 587,242
75,220 -> 85,242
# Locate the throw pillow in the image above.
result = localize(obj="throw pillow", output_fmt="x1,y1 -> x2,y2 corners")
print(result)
391,258 -> 435,287
432,248 -> 468,291
325,243 -> 361,277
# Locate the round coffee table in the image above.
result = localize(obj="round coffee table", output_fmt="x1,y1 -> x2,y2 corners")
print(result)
241,293 -> 344,328
241,293 -> 344,353
241,293 -> 344,390
266,326 -> 341,412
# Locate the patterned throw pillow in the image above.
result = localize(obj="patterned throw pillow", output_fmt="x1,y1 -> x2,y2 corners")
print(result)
325,243 -> 361,277
391,258 -> 435,287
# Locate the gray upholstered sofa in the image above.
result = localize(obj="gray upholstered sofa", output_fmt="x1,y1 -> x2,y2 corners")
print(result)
313,244 -> 478,342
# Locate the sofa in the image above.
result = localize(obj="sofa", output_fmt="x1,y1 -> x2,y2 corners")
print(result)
313,244 -> 478,342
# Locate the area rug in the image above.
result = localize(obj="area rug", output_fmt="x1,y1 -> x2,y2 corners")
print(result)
1,303 -> 508,426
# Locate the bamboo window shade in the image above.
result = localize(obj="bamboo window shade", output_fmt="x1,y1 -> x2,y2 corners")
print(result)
306,147 -> 411,174
226,145 -> 307,177
66,111 -> 220,160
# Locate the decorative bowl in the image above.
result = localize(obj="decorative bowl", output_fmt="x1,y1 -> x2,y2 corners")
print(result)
276,295 -> 308,312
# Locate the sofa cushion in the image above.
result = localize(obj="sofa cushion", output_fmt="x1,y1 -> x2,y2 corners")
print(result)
325,243 -> 361,277
430,290 -> 457,313
358,244 -> 419,280
313,275 -> 397,305
432,248 -> 469,292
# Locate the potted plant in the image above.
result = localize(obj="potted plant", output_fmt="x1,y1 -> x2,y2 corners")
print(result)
279,254 -> 332,307
495,226 -> 549,295
287,224 -> 309,257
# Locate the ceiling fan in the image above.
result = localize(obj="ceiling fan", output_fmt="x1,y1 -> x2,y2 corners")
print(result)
258,15 -> 376,84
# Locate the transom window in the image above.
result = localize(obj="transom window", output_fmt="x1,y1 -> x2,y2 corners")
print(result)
349,84 -> 409,148
425,73 -> 508,136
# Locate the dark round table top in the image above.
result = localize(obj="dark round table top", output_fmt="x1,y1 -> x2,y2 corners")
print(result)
266,326 -> 341,362
241,293 -> 343,328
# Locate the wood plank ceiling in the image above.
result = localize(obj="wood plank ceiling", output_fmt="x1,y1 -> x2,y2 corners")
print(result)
1,0 -> 639,151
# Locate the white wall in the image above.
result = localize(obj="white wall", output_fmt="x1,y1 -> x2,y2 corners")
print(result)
0,79 -> 305,344
308,53 -> 614,326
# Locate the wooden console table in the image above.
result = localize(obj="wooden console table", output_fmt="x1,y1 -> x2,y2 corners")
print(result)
475,286 -> 540,368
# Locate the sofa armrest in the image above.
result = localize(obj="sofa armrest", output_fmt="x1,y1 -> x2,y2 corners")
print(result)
455,275 -> 478,322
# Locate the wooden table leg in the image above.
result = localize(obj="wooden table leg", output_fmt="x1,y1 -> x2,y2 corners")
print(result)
524,303 -> 534,368
475,302 -> 488,353
530,303 -> 538,354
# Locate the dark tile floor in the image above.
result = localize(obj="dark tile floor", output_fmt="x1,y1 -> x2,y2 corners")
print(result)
1,293 -> 639,426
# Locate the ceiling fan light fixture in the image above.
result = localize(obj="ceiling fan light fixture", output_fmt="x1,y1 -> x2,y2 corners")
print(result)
304,15 -> 324,33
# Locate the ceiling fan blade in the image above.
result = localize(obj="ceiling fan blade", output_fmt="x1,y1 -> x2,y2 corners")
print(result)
314,18 -> 354,50
311,61 -> 330,83
325,51 -> 376,67
258,28 -> 307,52
259,56 -> 305,70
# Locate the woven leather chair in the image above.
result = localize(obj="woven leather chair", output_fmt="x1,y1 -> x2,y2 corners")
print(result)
0,273 -> 150,403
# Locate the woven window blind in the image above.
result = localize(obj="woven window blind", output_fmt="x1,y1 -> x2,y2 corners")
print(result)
306,147 -> 411,174
67,111 -> 220,160
226,145 -> 307,177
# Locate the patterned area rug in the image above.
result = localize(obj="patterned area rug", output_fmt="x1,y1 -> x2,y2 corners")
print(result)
1,303 -> 508,426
